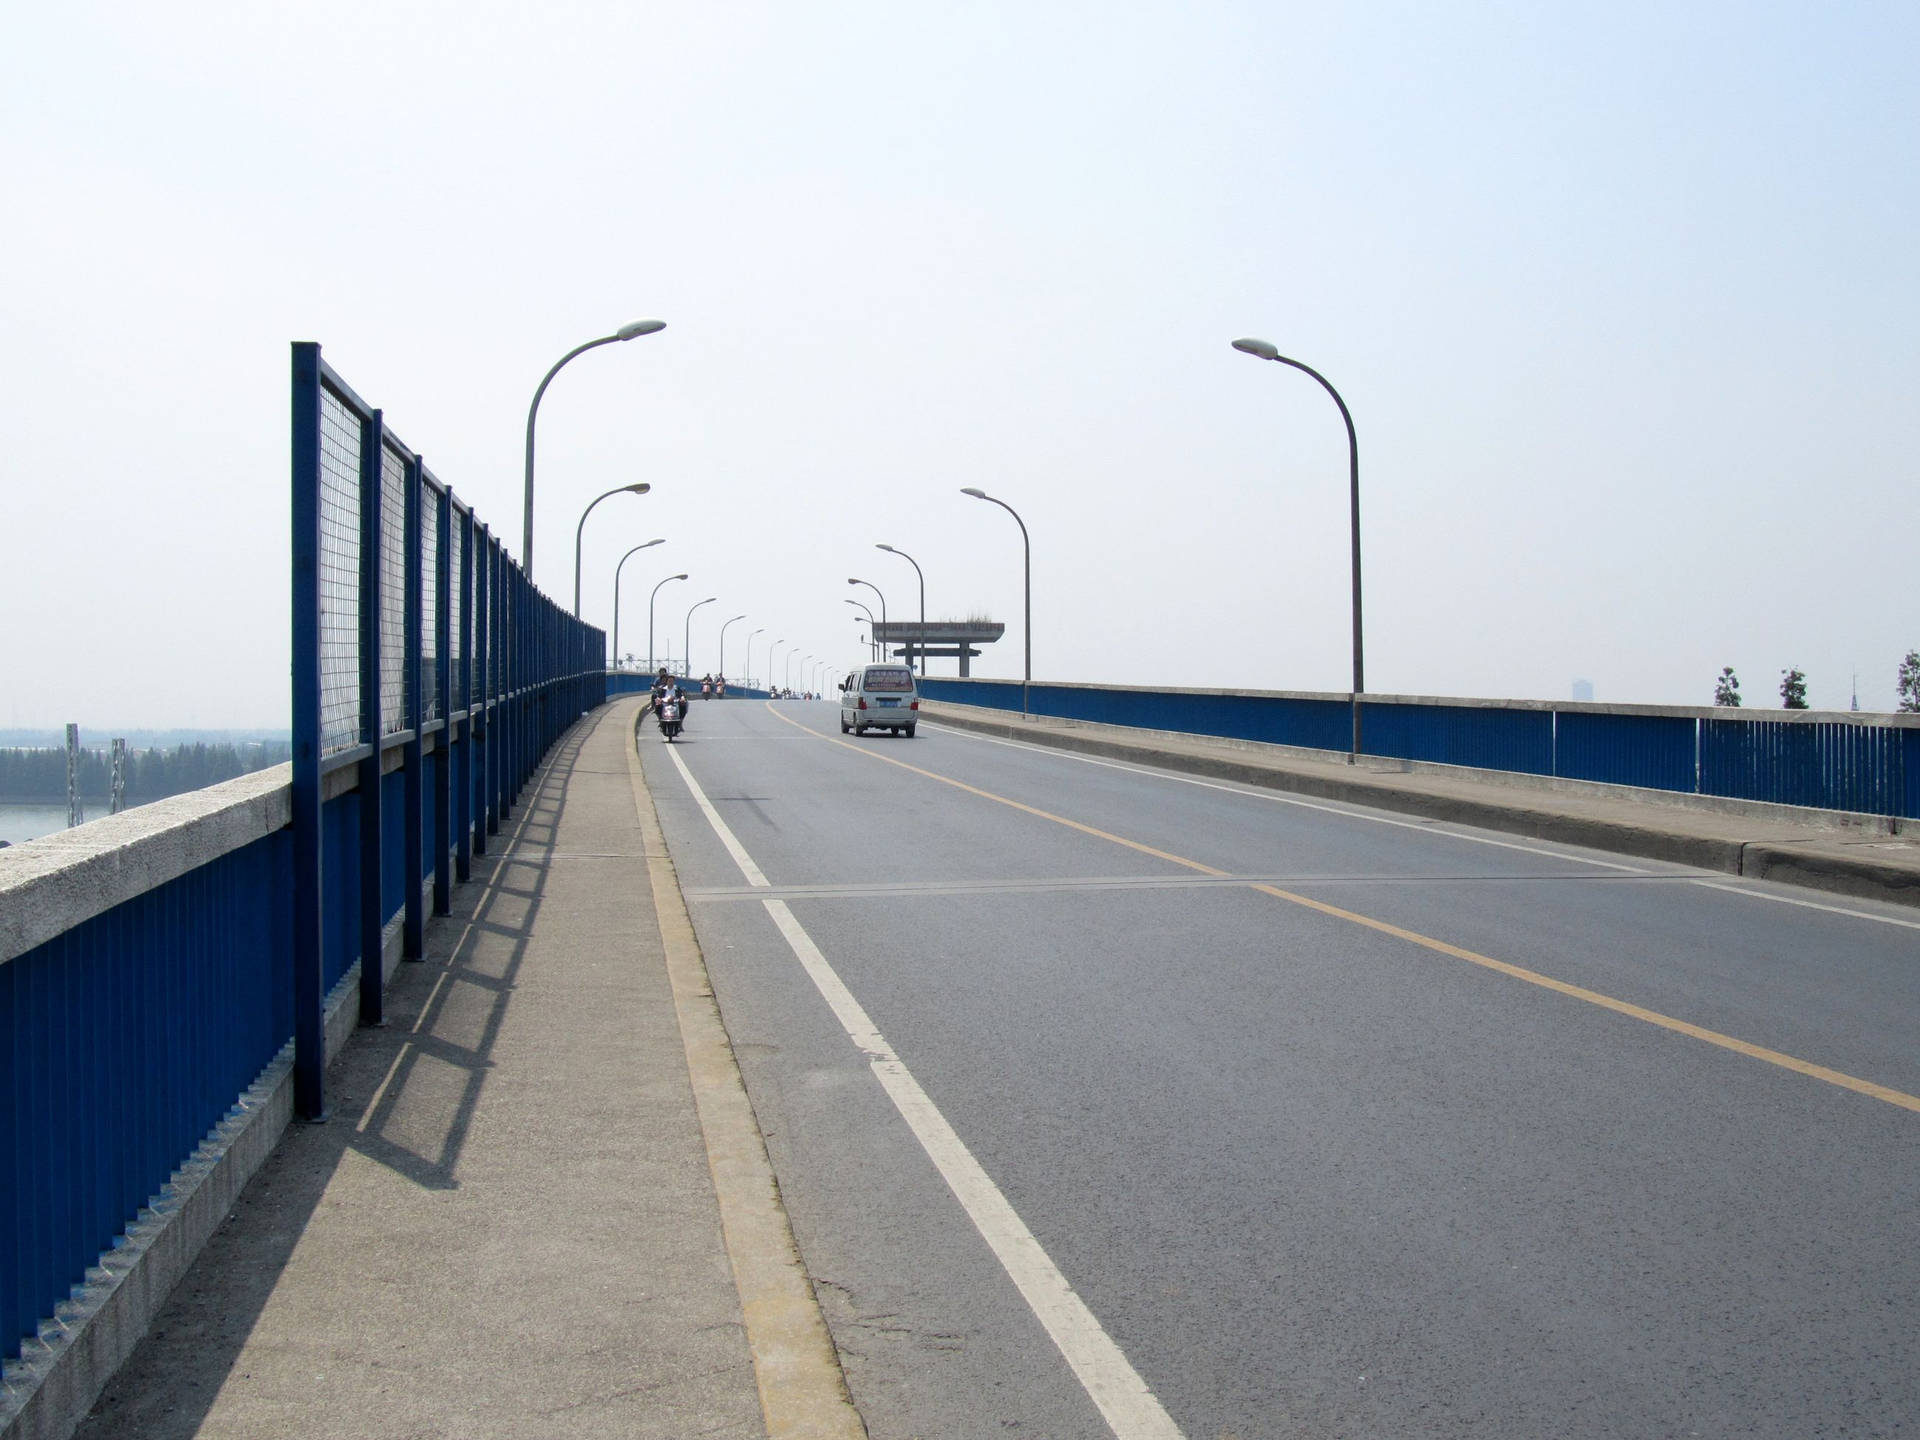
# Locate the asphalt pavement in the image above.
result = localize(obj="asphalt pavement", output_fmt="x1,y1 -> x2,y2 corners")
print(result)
646,697 -> 1920,1439
60,694 -> 1919,1440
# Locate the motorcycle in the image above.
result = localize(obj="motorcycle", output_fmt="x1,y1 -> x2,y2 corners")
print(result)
658,693 -> 684,742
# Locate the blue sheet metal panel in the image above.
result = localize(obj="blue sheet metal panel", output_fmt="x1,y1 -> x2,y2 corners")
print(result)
1906,729 -> 1920,820
381,764 -> 407,926
1359,702 -> 1553,774
918,679 -> 1354,751
1702,718 -> 1904,814
268,827 -> 295,1058
424,747 -> 443,875
1207,692 -> 1348,749
1,835 -> 289,1364
0,952 -> 20,1356
918,677 -> 1025,711
323,790 -> 360,990
1555,711 -> 1697,791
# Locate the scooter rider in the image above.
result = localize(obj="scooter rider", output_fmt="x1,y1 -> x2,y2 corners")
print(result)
650,667 -> 687,731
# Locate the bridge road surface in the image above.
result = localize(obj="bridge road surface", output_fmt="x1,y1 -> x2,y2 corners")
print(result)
642,697 -> 1920,1440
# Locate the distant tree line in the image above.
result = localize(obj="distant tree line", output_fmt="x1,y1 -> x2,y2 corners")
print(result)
0,742 -> 292,803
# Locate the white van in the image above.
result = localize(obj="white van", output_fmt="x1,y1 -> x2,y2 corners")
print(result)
840,663 -> 920,736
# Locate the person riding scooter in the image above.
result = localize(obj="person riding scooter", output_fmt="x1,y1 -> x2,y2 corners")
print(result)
650,668 -> 689,736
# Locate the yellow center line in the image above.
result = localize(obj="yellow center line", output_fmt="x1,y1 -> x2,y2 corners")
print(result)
765,703 -> 1920,1115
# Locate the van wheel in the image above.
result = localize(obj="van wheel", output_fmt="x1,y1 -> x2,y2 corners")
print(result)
840,717 -> 850,733
854,722 -> 867,735
904,724 -> 916,737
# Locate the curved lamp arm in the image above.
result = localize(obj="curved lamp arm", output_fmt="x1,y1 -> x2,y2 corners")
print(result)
523,319 -> 665,576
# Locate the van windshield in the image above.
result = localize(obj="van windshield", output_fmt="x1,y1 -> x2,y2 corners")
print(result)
863,667 -> 915,692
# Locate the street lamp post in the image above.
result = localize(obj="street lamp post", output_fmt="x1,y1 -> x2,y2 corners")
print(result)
787,651 -> 800,693
523,319 -> 666,578
1232,336 -> 1364,761
848,578 -> 888,662
769,640 -> 785,694
846,598 -> 877,659
875,543 -> 925,674
574,482 -> 651,617
717,614 -> 747,681
648,573 -> 687,674
611,538 -> 665,667
960,488 -> 1031,717
684,597 -> 716,677
745,628 -> 765,689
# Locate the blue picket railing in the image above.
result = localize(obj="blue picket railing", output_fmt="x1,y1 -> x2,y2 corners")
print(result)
918,677 -> 1920,819
0,344 -> 609,1372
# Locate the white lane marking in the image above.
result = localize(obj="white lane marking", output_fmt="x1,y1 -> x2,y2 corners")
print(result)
931,724 -> 1654,872
1687,879 -> 1920,931
664,743 -> 1185,1440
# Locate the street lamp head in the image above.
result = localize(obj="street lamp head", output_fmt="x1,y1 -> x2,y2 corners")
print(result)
616,320 -> 667,340
670,572 -> 688,581
960,487 -> 988,499
876,543 -> 895,553
847,577 -> 860,585
623,482 -> 651,496
638,537 -> 664,550
1232,337 -> 1281,361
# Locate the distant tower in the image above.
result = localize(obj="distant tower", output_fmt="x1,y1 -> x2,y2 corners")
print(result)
1572,679 -> 1595,703
111,738 -> 127,813
1852,675 -> 1860,712
65,723 -> 83,828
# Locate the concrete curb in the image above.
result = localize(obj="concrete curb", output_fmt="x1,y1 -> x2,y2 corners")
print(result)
626,706 -> 869,1439
921,704 -> 1920,910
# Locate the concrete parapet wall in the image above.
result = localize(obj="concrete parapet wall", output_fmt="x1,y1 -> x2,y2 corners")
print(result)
0,765 -> 293,966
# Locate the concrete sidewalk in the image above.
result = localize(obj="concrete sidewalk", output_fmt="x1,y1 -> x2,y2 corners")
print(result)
922,701 -> 1920,910
70,699 -> 858,1440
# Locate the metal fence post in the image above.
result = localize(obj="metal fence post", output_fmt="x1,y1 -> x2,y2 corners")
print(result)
457,506 -> 476,875
358,412 -> 388,1029
403,454 -> 425,960
434,483 -> 453,912
290,341 -> 327,1120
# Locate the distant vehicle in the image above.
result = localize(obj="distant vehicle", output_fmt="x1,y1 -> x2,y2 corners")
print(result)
839,663 -> 919,737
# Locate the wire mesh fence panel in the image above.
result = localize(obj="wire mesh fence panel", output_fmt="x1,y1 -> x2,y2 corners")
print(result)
380,440 -> 408,735
493,545 -> 504,704
421,475 -> 441,724
477,537 -> 492,707
449,511 -> 465,710
319,387 -> 363,755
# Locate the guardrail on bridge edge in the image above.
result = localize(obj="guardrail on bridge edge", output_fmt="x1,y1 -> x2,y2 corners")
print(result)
0,343 -> 611,1440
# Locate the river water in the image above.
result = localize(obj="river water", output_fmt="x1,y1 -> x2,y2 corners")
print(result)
0,802 -> 117,846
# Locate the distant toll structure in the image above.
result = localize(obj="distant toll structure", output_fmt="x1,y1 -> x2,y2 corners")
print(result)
872,620 -> 1005,676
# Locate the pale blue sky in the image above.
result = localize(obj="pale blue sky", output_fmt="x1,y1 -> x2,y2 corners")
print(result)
3,1 -> 1914,724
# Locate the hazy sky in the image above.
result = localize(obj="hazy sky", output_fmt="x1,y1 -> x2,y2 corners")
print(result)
4,1 -> 1915,727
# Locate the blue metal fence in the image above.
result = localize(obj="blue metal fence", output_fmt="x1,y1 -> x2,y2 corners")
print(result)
290,341 -> 607,1113
0,344 -> 608,1368
2,830 -> 293,1370
919,677 -> 1919,819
